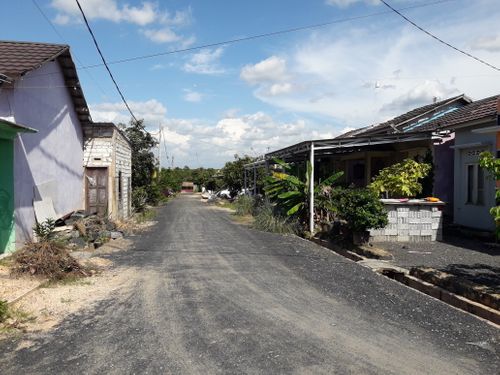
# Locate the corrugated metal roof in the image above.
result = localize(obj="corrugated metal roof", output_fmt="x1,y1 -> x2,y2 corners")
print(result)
337,94 -> 471,138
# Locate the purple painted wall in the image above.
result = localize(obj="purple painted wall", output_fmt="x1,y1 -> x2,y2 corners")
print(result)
433,134 -> 455,217
0,61 -> 84,245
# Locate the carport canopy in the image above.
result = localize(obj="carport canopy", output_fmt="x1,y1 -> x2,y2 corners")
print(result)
243,131 -> 437,234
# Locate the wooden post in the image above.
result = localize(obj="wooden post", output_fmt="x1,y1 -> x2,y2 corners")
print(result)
309,142 -> 315,235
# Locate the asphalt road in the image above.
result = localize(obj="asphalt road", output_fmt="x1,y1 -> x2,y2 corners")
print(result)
1,195 -> 499,374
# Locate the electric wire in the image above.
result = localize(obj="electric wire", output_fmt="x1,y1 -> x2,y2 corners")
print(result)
31,0 -> 110,98
379,0 -> 500,72
74,0 -> 138,122
78,0 -> 456,69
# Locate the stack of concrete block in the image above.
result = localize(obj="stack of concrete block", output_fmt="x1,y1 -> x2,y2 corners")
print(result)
370,202 -> 443,242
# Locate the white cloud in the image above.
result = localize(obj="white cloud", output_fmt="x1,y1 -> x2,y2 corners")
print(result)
141,28 -> 181,43
380,81 -> 459,113
268,83 -> 294,96
240,6 -> 500,128
183,89 -> 203,103
51,0 -> 157,25
325,0 -> 379,7
183,47 -> 225,74
471,34 -> 500,52
51,0 -> 193,45
240,56 -> 288,84
90,99 -> 167,124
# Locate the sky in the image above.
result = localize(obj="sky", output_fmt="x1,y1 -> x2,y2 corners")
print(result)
3,0 -> 500,168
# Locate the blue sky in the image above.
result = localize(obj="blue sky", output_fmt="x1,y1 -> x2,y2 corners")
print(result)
3,0 -> 500,167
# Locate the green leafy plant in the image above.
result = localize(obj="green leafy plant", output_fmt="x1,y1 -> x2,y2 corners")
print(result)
253,200 -> 299,234
335,188 -> 388,234
370,159 -> 431,198
265,159 -> 343,220
233,195 -> 254,216
132,187 -> 148,212
479,151 -> 500,238
33,218 -> 56,241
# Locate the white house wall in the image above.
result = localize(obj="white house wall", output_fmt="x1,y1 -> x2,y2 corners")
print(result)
114,132 -> 132,218
453,124 -> 496,230
0,61 -> 84,246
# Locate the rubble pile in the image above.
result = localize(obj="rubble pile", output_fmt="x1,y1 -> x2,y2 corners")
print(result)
53,210 -> 124,249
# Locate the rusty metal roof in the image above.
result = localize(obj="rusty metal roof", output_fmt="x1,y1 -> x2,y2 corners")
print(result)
0,40 -> 91,125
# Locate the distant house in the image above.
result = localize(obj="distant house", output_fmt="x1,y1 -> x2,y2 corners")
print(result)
83,122 -> 132,219
181,182 -> 194,193
0,41 -> 91,253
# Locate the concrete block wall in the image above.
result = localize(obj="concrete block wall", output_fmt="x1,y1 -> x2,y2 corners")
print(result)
370,203 -> 443,242
83,138 -> 113,167
114,132 -> 132,219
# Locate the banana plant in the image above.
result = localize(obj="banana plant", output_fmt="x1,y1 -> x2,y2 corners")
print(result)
265,159 -> 343,218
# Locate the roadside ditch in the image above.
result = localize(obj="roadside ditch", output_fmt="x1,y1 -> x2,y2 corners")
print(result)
310,238 -> 500,327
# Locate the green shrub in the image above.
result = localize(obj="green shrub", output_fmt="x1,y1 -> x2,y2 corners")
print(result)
253,200 -> 299,235
370,159 -> 431,198
234,195 -> 254,216
34,218 -> 56,241
335,188 -> 388,233
132,187 -> 148,212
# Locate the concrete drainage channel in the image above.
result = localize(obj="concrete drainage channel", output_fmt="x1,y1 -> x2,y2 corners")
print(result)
311,238 -> 500,327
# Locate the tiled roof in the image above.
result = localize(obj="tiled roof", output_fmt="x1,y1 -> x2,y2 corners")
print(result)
337,94 -> 471,139
0,40 -> 68,78
417,94 -> 499,131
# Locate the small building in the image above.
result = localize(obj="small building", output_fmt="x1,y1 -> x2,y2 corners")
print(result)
181,182 -> 194,193
0,41 -> 91,253
83,123 -> 132,219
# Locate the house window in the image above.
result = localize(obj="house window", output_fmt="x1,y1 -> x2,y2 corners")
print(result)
118,171 -> 122,202
465,164 -> 485,205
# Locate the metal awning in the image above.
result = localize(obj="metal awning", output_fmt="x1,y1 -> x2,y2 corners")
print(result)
244,131 -> 434,170
0,118 -> 37,139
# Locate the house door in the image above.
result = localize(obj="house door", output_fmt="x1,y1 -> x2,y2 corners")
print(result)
85,167 -> 108,216
0,138 -> 15,254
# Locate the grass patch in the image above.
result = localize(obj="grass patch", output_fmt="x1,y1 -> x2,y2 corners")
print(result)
135,208 -> 157,223
0,255 -> 13,267
231,214 -> 255,226
40,276 -> 93,288
253,202 -> 299,235
0,301 -> 35,335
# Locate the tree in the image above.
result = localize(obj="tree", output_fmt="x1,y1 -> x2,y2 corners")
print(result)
123,119 -> 158,189
222,155 -> 264,196
265,159 -> 343,221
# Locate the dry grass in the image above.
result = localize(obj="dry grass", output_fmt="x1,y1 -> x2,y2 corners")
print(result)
11,241 -> 88,281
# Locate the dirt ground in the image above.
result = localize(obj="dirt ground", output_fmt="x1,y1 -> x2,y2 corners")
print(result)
0,237 -> 139,338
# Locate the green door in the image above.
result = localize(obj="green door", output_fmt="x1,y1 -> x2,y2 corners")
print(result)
0,120 -> 37,254
0,138 -> 15,254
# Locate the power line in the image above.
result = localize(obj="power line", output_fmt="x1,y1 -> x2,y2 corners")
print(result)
31,0 -> 110,98
74,0 -> 138,122
380,0 -> 500,72
78,0 -> 456,70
